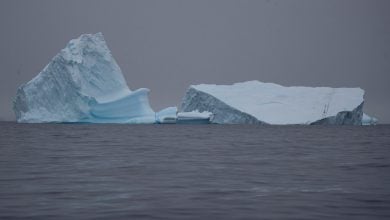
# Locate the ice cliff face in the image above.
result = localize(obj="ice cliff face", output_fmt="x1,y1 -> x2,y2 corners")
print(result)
180,81 -> 365,125
13,33 -> 155,123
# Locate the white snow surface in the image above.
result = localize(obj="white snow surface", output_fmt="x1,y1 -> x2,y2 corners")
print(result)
191,81 -> 364,125
13,33 -> 155,123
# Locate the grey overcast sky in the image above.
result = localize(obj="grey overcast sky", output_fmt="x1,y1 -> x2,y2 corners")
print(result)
0,0 -> 389,122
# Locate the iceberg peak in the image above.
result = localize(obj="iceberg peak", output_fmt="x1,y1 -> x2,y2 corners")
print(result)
13,33 -> 155,123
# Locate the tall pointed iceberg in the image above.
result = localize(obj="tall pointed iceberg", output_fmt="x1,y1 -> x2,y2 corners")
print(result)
13,33 -> 155,123
180,81 -> 365,125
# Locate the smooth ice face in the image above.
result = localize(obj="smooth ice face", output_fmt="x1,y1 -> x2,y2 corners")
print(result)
181,81 -> 365,125
13,33 -> 155,123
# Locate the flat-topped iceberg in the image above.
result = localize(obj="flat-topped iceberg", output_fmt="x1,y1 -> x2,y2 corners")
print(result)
180,81 -> 365,125
13,33 -> 155,123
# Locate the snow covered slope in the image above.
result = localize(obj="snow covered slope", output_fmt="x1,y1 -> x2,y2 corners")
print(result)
13,33 -> 155,123
180,81 -> 364,125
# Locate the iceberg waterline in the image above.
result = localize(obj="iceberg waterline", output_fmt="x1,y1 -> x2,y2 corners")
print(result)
13,33 -> 376,125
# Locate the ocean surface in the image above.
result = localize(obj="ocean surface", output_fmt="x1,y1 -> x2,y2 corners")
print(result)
0,122 -> 389,220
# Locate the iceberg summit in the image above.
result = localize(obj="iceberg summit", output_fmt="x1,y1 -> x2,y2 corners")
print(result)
180,81 -> 366,125
13,33 -> 156,123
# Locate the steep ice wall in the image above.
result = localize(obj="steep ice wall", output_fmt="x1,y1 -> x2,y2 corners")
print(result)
180,81 -> 365,125
13,33 -> 155,123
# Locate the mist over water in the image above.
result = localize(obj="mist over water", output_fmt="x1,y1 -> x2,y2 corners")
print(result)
0,123 -> 389,219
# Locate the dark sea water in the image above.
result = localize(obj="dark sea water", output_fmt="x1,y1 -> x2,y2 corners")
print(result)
0,122 -> 389,220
